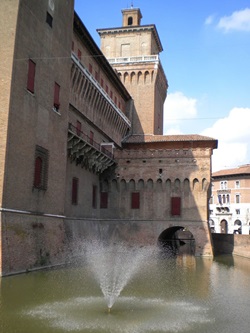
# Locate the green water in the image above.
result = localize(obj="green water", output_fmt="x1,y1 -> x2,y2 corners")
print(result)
0,255 -> 250,333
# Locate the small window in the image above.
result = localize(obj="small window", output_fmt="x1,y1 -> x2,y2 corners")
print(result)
131,192 -> 140,209
235,180 -> 240,189
101,78 -> 104,87
27,59 -> 36,93
235,194 -> 240,204
95,71 -> 99,81
105,85 -> 109,94
54,82 -> 60,111
46,12 -> 53,27
100,192 -> 108,209
171,197 -> 181,216
72,177 -> 78,205
236,209 -> 240,215
89,64 -> 92,74
71,41 -> 74,51
33,146 -> 49,190
92,185 -> 97,208
110,91 -> 113,99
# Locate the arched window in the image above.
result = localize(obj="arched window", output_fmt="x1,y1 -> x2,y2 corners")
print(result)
128,16 -> 133,25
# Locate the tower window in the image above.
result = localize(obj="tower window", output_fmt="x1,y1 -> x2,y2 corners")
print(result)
131,192 -> 140,209
128,16 -> 133,25
33,146 -> 49,190
171,197 -> 181,216
53,82 -> 60,111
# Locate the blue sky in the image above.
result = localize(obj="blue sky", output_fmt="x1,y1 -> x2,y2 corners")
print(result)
74,0 -> 250,172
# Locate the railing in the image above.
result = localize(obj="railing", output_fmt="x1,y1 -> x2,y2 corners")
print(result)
71,52 -> 131,127
68,123 -> 114,159
108,55 -> 159,64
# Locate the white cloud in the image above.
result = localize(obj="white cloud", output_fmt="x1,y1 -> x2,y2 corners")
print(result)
217,8 -> 250,32
163,91 -> 197,134
201,107 -> 250,171
205,15 -> 215,26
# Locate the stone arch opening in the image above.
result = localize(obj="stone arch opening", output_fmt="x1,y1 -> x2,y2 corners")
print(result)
158,226 -> 195,257
234,219 -> 242,234
220,219 -> 228,234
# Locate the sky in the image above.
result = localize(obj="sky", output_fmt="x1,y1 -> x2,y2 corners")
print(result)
74,0 -> 250,172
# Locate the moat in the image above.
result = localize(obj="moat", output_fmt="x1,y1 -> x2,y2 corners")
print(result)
1,249 -> 249,333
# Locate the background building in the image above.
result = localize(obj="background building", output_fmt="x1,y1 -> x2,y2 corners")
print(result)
0,0 -> 217,276
209,164 -> 250,234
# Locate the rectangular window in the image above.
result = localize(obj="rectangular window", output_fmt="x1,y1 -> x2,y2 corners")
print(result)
92,185 -> 97,208
100,192 -> 108,209
110,91 -> 113,99
46,12 -> 53,27
131,192 -> 140,209
101,78 -> 104,87
171,197 -> 181,216
27,59 -> 36,93
72,177 -> 78,205
236,209 -> 240,215
78,49 -> 82,61
235,194 -> 240,204
105,85 -> 109,94
115,96 -> 117,105
76,120 -> 81,136
54,82 -> 60,111
33,146 -> 49,190
89,63 -> 92,74
72,41 -> 74,51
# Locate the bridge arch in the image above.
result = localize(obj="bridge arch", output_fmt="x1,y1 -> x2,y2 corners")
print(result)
158,226 -> 195,257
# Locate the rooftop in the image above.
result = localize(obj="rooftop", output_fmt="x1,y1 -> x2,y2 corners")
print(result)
212,164 -> 250,178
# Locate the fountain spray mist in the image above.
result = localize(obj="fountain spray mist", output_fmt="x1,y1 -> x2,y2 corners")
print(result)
85,241 -> 154,310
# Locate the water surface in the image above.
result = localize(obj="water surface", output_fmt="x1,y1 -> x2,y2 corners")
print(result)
0,255 -> 249,333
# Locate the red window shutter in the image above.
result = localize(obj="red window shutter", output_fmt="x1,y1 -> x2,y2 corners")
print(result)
54,82 -> 60,109
171,197 -> 181,216
72,177 -> 78,205
27,59 -> 36,93
92,185 -> 97,208
76,121 -> 81,136
131,192 -> 140,209
34,156 -> 42,187
100,192 -> 108,209
78,49 -> 81,61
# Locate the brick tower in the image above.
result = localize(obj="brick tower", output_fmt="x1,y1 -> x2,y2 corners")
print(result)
97,7 -> 168,135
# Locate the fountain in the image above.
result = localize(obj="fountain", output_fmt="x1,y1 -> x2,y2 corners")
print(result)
1,239 -> 250,333
84,241 -> 154,312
